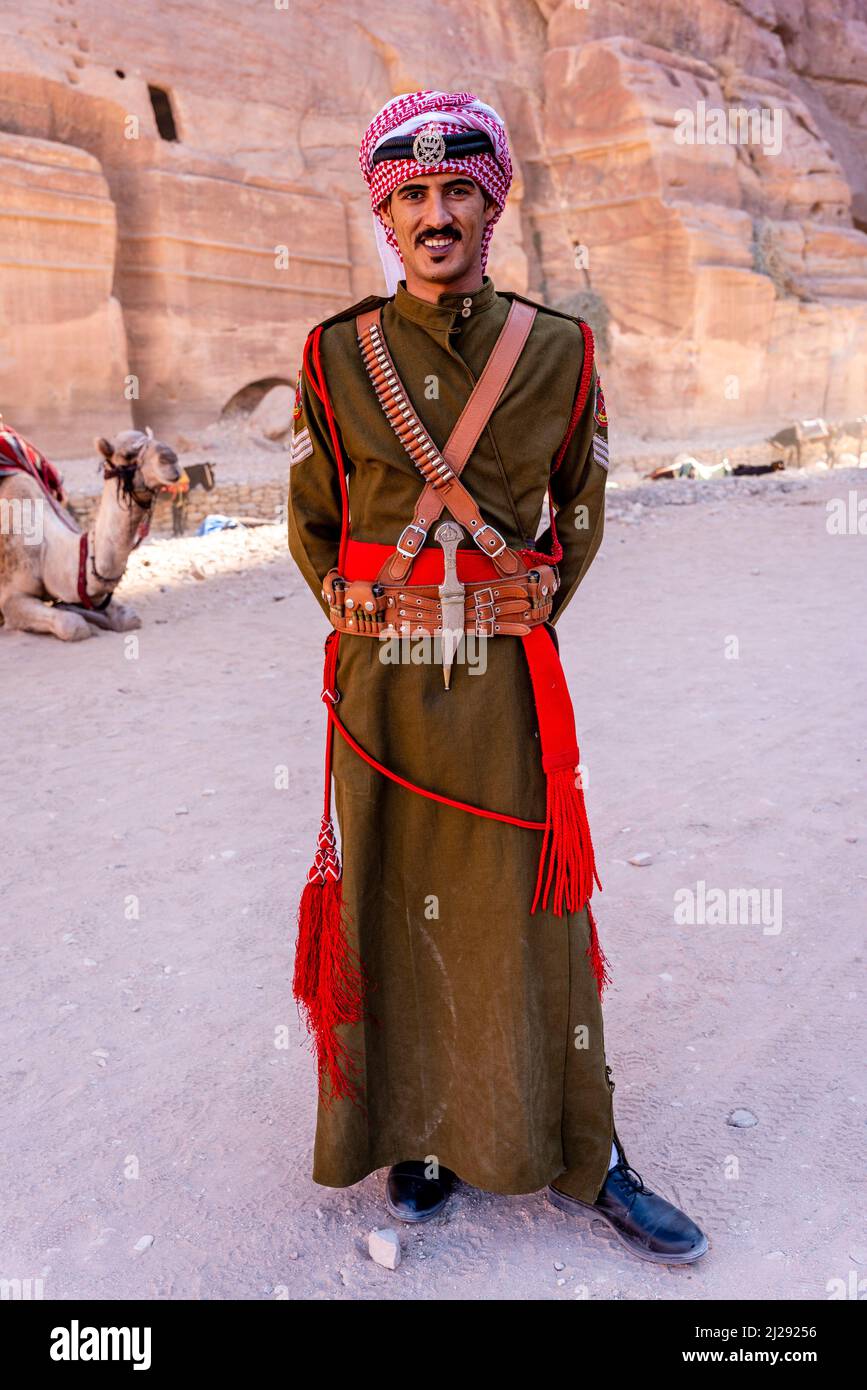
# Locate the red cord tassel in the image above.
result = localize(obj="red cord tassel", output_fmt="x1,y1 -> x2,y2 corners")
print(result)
293,814 -> 367,1110
531,763 -> 598,917
585,901 -> 612,1000
530,762 -> 611,1001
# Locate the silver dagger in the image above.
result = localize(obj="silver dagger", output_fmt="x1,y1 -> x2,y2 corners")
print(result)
435,520 -> 465,690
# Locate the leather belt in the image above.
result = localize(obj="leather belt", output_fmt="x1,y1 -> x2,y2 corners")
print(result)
322,562 -> 559,638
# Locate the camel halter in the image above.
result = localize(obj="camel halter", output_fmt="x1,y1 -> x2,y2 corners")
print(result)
78,462 -> 158,609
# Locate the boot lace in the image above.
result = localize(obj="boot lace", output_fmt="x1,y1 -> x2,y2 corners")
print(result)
610,1159 -> 651,1195
605,1064 -> 650,1194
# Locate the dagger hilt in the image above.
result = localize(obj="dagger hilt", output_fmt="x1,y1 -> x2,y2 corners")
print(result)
435,521 -> 464,599
434,520 -> 465,690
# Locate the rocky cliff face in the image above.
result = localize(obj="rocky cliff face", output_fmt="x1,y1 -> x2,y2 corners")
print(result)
0,0 -> 864,454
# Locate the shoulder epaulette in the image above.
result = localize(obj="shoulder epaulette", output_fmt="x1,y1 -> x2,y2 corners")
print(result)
498,289 -> 590,333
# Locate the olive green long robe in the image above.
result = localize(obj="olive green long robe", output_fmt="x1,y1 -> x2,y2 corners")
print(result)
287,275 -> 614,1202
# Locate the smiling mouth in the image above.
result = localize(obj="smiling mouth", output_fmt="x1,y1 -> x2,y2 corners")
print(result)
419,233 -> 459,254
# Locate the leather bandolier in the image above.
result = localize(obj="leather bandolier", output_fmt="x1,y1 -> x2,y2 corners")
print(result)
321,299 -> 560,640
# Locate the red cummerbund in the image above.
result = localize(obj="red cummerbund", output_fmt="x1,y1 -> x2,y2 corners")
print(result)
343,538 -> 505,584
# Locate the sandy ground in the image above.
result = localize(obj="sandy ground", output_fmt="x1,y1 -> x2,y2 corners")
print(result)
1,468 -> 864,1302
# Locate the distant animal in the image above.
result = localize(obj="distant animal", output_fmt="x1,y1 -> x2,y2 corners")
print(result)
0,426 -> 180,641
168,460 -> 216,536
768,418 -> 830,469
731,461 -> 786,476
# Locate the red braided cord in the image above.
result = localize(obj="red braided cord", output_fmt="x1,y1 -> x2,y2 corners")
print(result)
301,335 -> 348,822
319,608 -> 564,835
308,327 -> 352,574
301,332 -> 323,403
326,693 -> 545,830
554,320 -> 596,471
518,319 -> 596,570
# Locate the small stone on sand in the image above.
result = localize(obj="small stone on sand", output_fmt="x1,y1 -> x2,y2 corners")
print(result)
727,1108 -> 758,1128
368,1228 -> 401,1269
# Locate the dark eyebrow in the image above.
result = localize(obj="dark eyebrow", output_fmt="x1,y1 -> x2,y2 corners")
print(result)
395,178 -> 477,196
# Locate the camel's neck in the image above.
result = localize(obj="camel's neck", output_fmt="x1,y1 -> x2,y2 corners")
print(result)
90,480 -> 150,594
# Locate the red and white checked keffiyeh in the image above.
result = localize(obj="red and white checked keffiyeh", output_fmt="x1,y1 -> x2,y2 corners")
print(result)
358,90 -> 513,294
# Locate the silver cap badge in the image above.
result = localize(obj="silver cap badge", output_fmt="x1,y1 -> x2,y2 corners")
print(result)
412,124 -> 447,164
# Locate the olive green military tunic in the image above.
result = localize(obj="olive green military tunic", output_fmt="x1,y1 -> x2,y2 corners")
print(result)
287,275 -> 614,1203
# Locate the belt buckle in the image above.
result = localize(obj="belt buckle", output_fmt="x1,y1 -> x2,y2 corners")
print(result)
473,586 -> 495,637
473,523 -> 507,558
396,522 -> 428,558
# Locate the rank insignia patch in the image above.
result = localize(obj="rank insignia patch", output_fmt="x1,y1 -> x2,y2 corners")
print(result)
290,425 -> 312,465
594,378 -> 608,430
592,434 -> 609,471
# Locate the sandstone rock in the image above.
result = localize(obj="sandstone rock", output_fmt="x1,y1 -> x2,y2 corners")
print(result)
0,131 -> 133,456
248,385 -> 295,441
0,0 -> 864,454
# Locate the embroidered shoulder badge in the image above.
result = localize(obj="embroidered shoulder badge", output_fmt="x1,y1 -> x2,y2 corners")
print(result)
592,375 -> 609,469
289,369 -> 313,464
594,377 -> 608,430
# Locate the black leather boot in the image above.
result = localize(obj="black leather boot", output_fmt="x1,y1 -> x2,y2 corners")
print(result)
385,1160 -> 456,1223
547,1066 -> 708,1264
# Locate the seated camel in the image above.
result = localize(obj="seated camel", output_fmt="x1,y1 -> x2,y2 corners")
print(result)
0,428 -> 179,641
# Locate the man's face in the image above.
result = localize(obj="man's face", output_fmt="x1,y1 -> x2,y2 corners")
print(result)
378,172 -> 497,289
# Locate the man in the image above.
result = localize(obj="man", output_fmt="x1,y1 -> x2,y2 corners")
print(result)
287,90 -> 707,1264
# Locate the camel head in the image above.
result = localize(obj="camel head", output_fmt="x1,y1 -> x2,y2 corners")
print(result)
95,428 -> 181,503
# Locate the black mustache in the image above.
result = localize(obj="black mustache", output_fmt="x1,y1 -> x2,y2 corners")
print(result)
416,227 -> 462,246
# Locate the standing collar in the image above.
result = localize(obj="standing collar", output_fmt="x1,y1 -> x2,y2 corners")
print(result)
392,275 -> 498,329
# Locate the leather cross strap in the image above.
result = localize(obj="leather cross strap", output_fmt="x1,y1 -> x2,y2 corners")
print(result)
411,297 -> 536,550
356,298 -> 536,583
